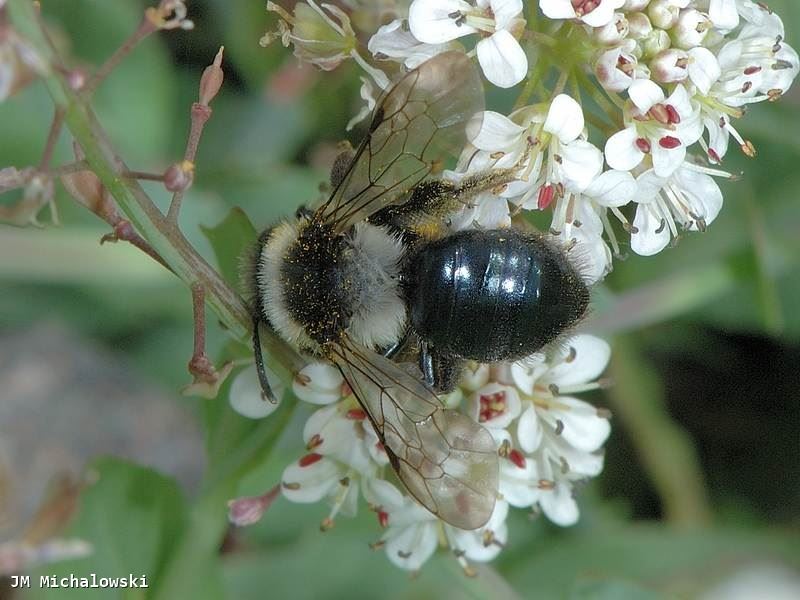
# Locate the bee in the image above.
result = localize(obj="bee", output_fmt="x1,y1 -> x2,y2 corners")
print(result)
247,52 -> 588,529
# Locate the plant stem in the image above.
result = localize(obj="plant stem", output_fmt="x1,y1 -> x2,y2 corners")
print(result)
609,335 -> 712,527
8,0 -> 300,374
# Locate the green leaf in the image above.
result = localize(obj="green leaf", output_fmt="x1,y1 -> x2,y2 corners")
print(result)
569,580 -> 661,600
29,458 -> 189,600
200,207 -> 258,288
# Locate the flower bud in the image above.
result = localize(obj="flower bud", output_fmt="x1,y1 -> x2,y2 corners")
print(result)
199,47 -> 224,106
648,0 -> 680,30
650,48 -> 689,83
623,0 -> 651,10
163,160 -> 194,192
593,13 -> 629,46
627,12 -> 652,40
641,28 -> 671,59
672,9 -> 711,49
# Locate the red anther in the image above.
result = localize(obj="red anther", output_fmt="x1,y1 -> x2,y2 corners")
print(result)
377,510 -> 389,528
479,390 -> 507,422
635,137 -> 652,153
708,148 -> 721,163
665,104 -> 681,124
659,136 -> 681,149
299,453 -> 323,467
743,66 -> 762,75
346,408 -> 367,420
537,184 -> 555,210
508,449 -> 527,469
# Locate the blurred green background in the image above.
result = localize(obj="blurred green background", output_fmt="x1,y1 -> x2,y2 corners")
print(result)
1,1 -> 799,598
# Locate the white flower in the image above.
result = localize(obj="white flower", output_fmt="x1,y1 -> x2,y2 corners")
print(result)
605,81 -> 702,177
464,95 -> 604,212
346,76 -> 379,130
375,482 -> 509,572
408,0 -> 528,88
550,168 -> 638,283
629,162 -> 727,255
539,0 -> 625,28
595,40 -> 650,92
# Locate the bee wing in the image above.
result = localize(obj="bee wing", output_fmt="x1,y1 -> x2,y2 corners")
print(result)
317,52 -> 483,233
331,340 -> 498,530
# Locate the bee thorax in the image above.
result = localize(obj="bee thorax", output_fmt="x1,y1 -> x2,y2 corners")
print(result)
257,219 -> 405,353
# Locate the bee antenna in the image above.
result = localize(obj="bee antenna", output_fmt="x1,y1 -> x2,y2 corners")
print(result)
252,318 -> 278,403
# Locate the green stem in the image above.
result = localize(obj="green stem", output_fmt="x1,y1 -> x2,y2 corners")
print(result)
7,0 -> 300,373
609,335 -> 713,528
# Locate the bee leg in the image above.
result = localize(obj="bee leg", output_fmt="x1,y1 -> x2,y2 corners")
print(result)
379,328 -> 411,360
419,343 -> 463,394
252,318 -> 277,403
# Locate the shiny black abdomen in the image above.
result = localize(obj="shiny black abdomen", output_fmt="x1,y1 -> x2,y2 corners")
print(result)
404,229 -> 589,362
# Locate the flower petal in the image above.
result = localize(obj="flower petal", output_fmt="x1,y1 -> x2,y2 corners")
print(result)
409,0 -> 476,44
539,482 -> 579,526
651,139 -> 686,178
584,169 -> 637,207
605,126 -> 645,172
293,362 -> 344,405
559,139 -> 604,192
688,47 -> 721,95
384,521 -> 438,571
517,405 -> 543,453
470,110 -> 526,151
628,78 -> 665,113
631,203 -> 670,256
490,0 -> 524,29
544,94 -> 584,143
229,365 -> 282,419
539,0 -> 577,20
548,334 -> 611,387
281,456 -> 341,503
476,30 -> 528,88
548,396 -> 611,452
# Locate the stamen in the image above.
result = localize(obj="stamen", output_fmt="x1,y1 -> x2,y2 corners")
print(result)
508,449 -> 527,469
635,137 -> 652,153
554,419 -> 564,436
299,453 -> 323,467
659,136 -> 681,149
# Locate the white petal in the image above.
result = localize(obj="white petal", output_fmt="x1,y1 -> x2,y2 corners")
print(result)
470,110 -> 526,151
449,500 -> 509,561
688,47 -> 721,95
292,362 -> 344,405
281,457 -> 341,503
584,169 -> 637,207
631,203 -> 670,256
409,0 -> 476,44
580,0 -> 623,28
539,482 -> 580,526
302,403 -> 339,444
539,0 -> 577,20
229,365 -> 282,419
499,459 -> 540,507
563,227 -> 611,285
544,94 -> 584,143
384,521 -> 438,570
363,477 -> 405,509
461,362 -> 491,391
628,78 -> 665,113
517,405 -> 543,453
708,0 -> 739,31
651,140 -> 686,178
510,360 -> 543,395
490,0 -> 524,29
549,334 -> 611,386
605,127 -> 644,172
476,30 -> 528,88
549,396 -> 611,452
673,167 -> 723,228
633,168 -> 667,204
559,139 -> 604,192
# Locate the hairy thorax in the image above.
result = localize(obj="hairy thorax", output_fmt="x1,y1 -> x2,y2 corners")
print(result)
257,216 -> 406,355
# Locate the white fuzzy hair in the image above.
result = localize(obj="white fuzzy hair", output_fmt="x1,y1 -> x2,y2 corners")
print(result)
257,220 -> 406,353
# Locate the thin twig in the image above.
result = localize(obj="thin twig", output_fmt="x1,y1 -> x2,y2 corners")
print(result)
123,169 -> 166,182
82,17 -> 158,96
38,108 -> 64,170
166,104 -> 209,223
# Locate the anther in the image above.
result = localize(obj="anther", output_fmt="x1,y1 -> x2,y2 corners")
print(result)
658,136 -> 681,149
320,517 -> 335,531
555,419 -> 565,436
566,346 -> 577,363
741,140 -> 757,156
508,449 -> 527,469
299,453 -> 323,467
635,137 -> 651,153
655,218 -> 667,234
548,383 -> 560,396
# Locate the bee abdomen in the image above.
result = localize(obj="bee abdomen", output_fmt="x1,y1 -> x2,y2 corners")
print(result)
404,229 -> 589,362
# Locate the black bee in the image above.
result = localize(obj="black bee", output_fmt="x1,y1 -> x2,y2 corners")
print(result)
247,52 -> 588,529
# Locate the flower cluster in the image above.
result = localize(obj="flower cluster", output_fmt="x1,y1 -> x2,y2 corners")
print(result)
229,335 -> 612,572
241,0 -> 798,573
